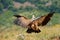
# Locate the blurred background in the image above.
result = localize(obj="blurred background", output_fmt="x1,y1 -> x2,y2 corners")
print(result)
0,0 -> 60,26
0,0 -> 60,40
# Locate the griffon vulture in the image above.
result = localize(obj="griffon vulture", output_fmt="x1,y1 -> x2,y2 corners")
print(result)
14,11 -> 55,33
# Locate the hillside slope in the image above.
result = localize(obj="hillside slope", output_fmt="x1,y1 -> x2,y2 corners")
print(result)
0,24 -> 60,40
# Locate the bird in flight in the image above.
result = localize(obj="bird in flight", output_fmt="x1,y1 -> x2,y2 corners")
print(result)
14,11 -> 55,33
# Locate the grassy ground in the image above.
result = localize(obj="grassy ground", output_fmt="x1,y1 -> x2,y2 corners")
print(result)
0,24 -> 60,40
0,10 -> 60,40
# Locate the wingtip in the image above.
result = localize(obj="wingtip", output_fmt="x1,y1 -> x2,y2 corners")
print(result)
13,15 -> 22,17
49,11 -> 55,14
52,11 -> 55,13
50,10 -> 55,14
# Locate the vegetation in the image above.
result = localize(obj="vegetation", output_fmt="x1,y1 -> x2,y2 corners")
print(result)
0,0 -> 60,12
0,24 -> 60,40
0,0 -> 60,40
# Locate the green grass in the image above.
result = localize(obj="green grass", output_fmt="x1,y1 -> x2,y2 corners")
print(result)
0,10 -> 60,40
0,10 -> 60,26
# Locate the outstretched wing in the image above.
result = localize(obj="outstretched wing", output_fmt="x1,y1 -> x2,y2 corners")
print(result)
32,11 -> 55,26
40,11 -> 55,26
13,15 -> 32,27
27,11 -> 55,33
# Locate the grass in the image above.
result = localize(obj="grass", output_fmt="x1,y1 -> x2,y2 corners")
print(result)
0,10 -> 60,40
0,10 -> 60,26
0,24 -> 60,40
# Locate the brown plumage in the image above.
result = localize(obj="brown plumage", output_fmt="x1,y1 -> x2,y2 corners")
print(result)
14,15 -> 32,28
14,12 -> 55,33
27,12 -> 55,33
